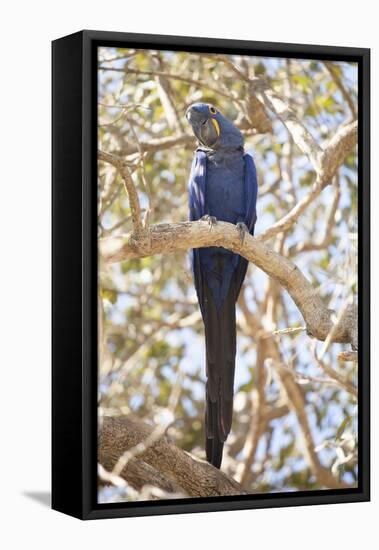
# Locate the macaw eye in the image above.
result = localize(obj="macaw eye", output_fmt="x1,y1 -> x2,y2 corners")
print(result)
209,106 -> 217,115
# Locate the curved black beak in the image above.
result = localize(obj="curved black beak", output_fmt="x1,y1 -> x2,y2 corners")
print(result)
186,106 -> 219,148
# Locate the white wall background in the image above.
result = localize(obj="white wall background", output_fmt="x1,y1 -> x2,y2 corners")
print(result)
0,1 -> 375,547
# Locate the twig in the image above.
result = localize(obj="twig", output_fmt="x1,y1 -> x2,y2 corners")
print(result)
99,65 -> 244,103
114,133 -> 195,158
288,177 -> 341,255
325,61 -> 357,119
271,326 -> 306,337
338,351 -> 358,363
212,55 -> 250,82
313,352 -> 358,399
272,361 -> 353,489
237,341 -> 268,487
124,114 -> 153,227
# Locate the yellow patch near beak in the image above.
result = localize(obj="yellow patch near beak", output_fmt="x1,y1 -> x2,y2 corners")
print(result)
211,118 -> 220,136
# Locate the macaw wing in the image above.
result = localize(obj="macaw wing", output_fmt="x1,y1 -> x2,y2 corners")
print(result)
188,149 -> 207,222
243,152 -> 258,233
234,152 -> 258,298
188,150 -> 207,317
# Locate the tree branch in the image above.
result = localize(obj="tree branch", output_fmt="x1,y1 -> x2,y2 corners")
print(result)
320,120 -> 358,182
237,340 -> 268,487
99,415 -> 246,498
273,362 -> 353,489
106,127 -> 257,159
99,65 -> 244,103
113,134 -> 196,158
325,62 -> 357,119
241,77 -> 357,243
288,178 -> 341,255
251,78 -> 323,170
100,220 -> 357,346
258,120 -> 357,241
99,458 -> 185,495
98,149 -> 145,235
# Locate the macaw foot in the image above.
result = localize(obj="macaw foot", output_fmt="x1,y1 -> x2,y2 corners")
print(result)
201,215 -> 218,229
236,222 -> 249,245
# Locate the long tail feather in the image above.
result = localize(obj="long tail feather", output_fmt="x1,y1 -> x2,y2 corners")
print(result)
203,280 -> 236,468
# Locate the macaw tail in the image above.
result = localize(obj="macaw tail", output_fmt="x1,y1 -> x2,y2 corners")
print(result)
203,280 -> 237,469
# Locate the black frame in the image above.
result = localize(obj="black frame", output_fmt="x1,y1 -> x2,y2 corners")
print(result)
52,30 -> 370,520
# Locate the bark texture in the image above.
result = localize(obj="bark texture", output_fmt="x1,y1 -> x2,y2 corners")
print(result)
99,415 -> 246,498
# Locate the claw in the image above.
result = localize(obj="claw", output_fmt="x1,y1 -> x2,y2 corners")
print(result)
236,222 -> 249,245
201,215 -> 218,229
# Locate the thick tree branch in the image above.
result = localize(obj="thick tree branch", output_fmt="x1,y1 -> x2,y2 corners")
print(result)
320,120 -> 358,181
99,415 -> 246,498
99,458 -> 185,495
100,220 -> 357,346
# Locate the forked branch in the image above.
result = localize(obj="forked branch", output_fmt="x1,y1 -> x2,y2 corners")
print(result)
100,220 -> 357,347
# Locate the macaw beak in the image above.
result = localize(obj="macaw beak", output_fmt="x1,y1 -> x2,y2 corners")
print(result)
186,106 -> 220,149
185,105 -> 201,125
185,106 -> 204,141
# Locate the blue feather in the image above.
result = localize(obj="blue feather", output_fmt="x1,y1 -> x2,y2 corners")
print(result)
187,103 -> 258,468
189,149 -> 258,310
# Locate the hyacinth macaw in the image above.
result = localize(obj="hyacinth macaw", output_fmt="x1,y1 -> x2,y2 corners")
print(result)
186,103 -> 258,468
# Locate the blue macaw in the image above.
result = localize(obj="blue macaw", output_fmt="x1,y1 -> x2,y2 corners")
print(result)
186,103 -> 258,468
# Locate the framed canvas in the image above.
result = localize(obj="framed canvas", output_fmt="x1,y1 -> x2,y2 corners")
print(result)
52,30 -> 370,520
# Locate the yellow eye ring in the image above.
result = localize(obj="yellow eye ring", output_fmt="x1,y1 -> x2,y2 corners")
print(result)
209,106 -> 217,115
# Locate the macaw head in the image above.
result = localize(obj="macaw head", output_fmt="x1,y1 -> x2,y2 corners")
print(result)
186,103 -> 243,150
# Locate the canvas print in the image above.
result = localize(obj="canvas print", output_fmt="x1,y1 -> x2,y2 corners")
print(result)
97,47 -> 358,503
